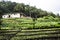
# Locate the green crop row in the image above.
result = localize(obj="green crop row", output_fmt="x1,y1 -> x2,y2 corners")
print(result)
1,17 -> 60,29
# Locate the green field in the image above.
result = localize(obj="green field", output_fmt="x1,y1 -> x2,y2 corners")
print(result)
0,1 -> 60,40
0,17 -> 60,40
1,16 -> 60,29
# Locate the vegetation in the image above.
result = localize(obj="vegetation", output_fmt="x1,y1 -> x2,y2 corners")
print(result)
0,0 -> 60,40
1,16 -> 60,29
0,28 -> 60,40
0,0 -> 60,29
0,1 -> 57,18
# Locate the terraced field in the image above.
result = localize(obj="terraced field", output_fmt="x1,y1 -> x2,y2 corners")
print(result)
1,18 -> 60,29
0,28 -> 60,40
1,18 -> 60,40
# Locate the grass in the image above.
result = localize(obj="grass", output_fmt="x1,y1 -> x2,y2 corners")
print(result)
1,17 -> 60,29
1,17 -> 60,40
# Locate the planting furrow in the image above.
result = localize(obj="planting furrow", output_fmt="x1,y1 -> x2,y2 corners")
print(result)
12,34 -> 60,40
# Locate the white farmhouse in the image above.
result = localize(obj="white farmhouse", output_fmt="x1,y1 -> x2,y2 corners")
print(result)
2,13 -> 24,18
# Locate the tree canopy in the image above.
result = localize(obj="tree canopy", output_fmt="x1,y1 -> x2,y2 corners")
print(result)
0,1 -> 57,18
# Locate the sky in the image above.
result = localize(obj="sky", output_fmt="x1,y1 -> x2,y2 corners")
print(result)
0,0 -> 60,14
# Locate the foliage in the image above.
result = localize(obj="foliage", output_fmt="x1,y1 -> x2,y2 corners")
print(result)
1,17 -> 60,29
0,1 -> 60,29
0,1 -> 57,18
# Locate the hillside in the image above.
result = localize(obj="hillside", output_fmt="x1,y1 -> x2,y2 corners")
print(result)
0,1 -> 57,18
0,1 -> 60,40
1,16 -> 60,29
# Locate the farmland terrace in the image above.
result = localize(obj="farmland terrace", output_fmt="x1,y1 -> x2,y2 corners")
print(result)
0,18 -> 60,40
0,28 -> 60,40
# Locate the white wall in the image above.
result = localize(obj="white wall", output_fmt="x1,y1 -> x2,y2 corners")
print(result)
2,15 -> 9,18
10,13 -> 20,18
2,13 -> 20,18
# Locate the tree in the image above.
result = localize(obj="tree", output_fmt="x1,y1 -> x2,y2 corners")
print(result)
14,3 -> 25,12
0,1 -> 10,29
0,1 -> 57,18
48,12 -> 56,18
24,5 -> 30,16
57,13 -> 60,18
14,3 -> 25,17
29,6 -> 38,28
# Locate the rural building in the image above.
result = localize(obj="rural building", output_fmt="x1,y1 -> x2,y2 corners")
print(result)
2,13 -> 24,18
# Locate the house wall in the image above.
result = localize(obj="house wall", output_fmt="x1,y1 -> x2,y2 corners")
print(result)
2,13 -> 21,18
2,13 -> 31,18
2,14 -> 9,18
10,13 -> 20,18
